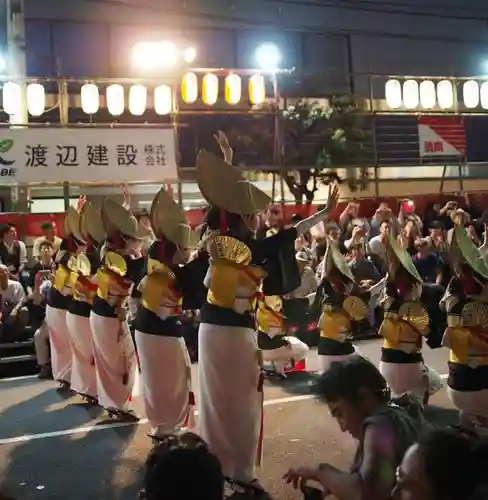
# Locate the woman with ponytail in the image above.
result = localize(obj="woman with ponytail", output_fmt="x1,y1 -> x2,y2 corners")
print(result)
90,198 -> 147,420
65,201 -> 104,404
196,132 -> 339,491
46,200 -> 87,389
393,427 -> 488,500
134,186 -> 206,440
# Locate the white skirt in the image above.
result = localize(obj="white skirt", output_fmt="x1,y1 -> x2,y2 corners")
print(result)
135,331 -> 195,436
198,322 -> 261,482
66,312 -> 97,399
90,312 -> 138,411
45,305 -> 72,383
448,387 -> 488,430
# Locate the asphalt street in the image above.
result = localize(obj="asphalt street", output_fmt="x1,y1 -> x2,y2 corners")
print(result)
0,339 -> 459,500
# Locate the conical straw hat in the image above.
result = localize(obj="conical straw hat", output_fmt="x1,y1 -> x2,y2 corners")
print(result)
63,207 -> 86,243
150,186 -> 191,249
451,225 -> 488,280
386,232 -> 422,282
101,198 -> 146,240
324,241 -> 355,282
196,150 -> 271,215
81,201 -> 106,244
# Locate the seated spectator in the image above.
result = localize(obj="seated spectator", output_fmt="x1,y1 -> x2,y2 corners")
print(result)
32,222 -> 62,259
398,217 -> 420,255
284,357 -> 422,500
33,276 -> 53,379
393,427 -> 488,500
370,202 -> 399,238
142,432 -> 224,500
0,223 -> 27,281
447,209 -> 470,244
412,238 -> 442,284
0,264 -> 27,342
368,220 -> 390,273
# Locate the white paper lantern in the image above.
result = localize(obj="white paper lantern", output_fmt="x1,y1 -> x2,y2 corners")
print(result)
154,85 -> 172,115
436,80 -> 454,109
463,80 -> 479,109
106,84 -> 125,116
385,79 -> 402,109
81,84 -> 100,114
129,84 -> 147,116
225,74 -> 241,105
403,80 -> 419,109
3,81 -> 22,116
249,74 -> 266,105
202,74 -> 219,105
419,80 -> 436,109
480,82 -> 488,110
26,83 -> 46,116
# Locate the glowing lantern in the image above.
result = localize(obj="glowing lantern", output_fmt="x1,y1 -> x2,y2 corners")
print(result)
129,84 -> 147,116
181,72 -> 198,104
106,84 -> 125,116
154,85 -> 172,115
26,83 -> 46,117
225,73 -> 241,105
480,82 -> 488,110
384,79 -> 402,109
403,80 -> 419,109
419,80 -> 436,109
202,73 -> 218,105
249,74 -> 266,105
463,80 -> 479,109
3,82 -> 22,116
81,84 -> 100,114
436,80 -> 454,109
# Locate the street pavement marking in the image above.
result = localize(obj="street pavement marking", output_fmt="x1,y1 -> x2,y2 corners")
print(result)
0,393 -> 317,446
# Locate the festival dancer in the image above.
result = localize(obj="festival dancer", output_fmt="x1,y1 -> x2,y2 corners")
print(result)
378,232 -> 442,402
46,204 -> 87,389
315,239 -> 366,374
256,294 -> 309,378
441,225 -> 488,430
134,186 -> 205,439
90,198 -> 146,420
65,202 -> 104,404
195,144 -> 339,489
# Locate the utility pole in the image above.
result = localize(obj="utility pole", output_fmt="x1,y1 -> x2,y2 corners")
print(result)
6,0 -> 29,212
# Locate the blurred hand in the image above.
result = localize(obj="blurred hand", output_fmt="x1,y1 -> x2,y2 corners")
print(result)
324,184 -> 339,213
214,130 -> 233,163
76,195 -> 87,212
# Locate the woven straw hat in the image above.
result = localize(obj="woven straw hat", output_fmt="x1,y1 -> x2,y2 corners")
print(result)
101,198 -> 148,240
196,150 -> 271,215
386,232 -> 422,282
64,207 -> 86,243
324,241 -> 355,282
451,225 -> 488,280
81,201 -> 106,244
150,187 -> 191,249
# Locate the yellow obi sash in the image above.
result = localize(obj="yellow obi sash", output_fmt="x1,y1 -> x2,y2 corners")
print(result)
380,315 -> 422,353
141,264 -> 183,321
206,260 -> 266,314
69,255 -> 97,304
53,255 -> 77,296
96,252 -> 132,315
319,309 -> 352,342
443,326 -> 488,368
257,296 -> 285,337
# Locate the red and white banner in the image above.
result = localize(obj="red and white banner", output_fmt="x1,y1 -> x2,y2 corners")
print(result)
418,116 -> 466,157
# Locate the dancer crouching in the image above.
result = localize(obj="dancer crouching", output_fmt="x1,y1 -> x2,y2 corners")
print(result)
442,225 -> 488,431
134,186 -> 205,440
66,202 -> 104,404
316,240 -> 366,373
195,143 -> 339,489
378,231 -> 438,402
46,204 -> 86,389
90,198 -> 146,421
257,294 -> 309,378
